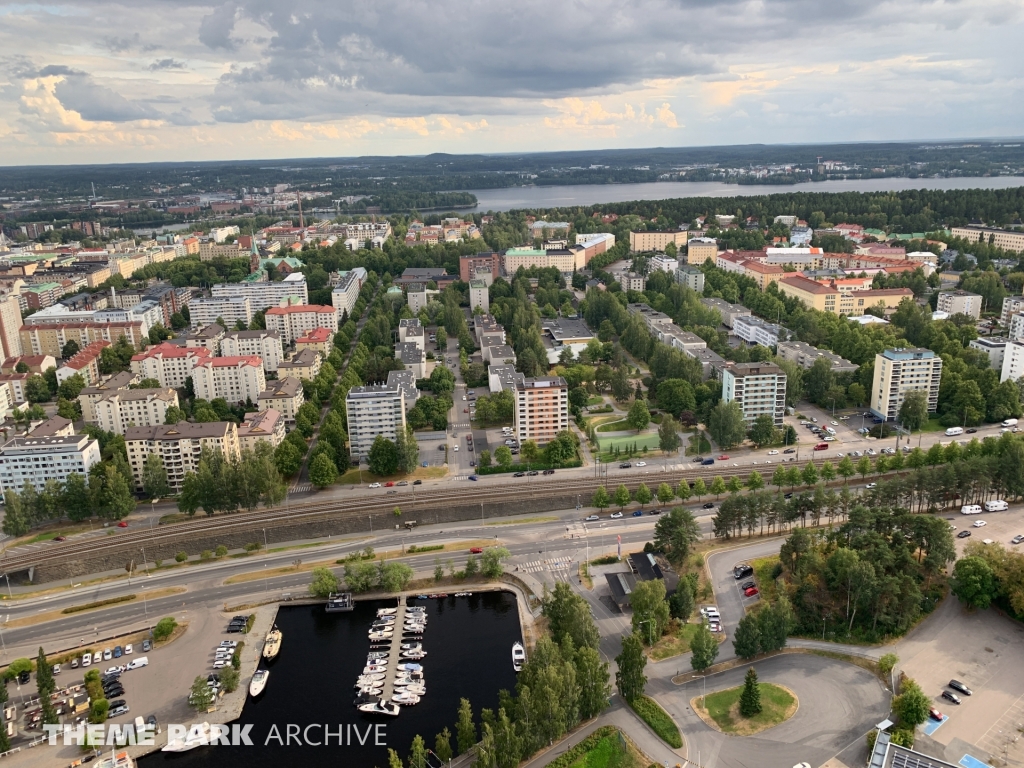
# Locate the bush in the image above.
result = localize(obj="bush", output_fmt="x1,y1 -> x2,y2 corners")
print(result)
220,666 -> 240,692
200,550 -> 213,561
629,696 -> 682,748
175,551 -> 188,563
153,617 -> 177,641
879,653 -> 899,675
542,727 -> 618,768
88,698 -> 109,724
244,542 -> 262,553
245,614 -> 256,634
231,642 -> 244,670
215,545 -> 228,557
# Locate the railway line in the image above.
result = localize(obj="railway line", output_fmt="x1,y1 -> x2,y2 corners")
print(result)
0,456 -> 832,573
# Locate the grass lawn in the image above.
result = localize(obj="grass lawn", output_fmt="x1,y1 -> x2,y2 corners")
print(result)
649,621 -> 702,661
596,418 -> 632,433
918,417 -> 948,433
629,695 -> 682,747
566,732 -> 645,768
337,465 -> 448,485
597,433 -> 660,456
686,431 -> 712,456
586,395 -> 606,406
694,682 -> 797,735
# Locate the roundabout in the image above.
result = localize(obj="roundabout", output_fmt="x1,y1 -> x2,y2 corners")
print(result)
691,680 -> 798,736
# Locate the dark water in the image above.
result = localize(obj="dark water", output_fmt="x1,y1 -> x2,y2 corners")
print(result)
142,592 -> 522,768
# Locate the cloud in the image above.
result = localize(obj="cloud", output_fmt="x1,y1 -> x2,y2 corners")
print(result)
148,59 -> 187,71
199,3 -> 239,50
52,72 -> 161,122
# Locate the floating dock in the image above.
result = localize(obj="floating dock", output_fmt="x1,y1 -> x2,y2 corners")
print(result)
326,592 -> 354,612
378,603 -> 408,704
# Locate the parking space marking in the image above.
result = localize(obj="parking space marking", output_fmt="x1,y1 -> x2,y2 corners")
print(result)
923,714 -> 949,736
976,690 -> 1024,760
959,755 -> 993,768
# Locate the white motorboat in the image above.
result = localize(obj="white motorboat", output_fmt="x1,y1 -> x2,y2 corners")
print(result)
401,651 -> 427,659
248,669 -> 269,697
377,608 -> 398,616
512,642 -> 526,672
395,671 -> 423,681
367,652 -> 389,659
357,700 -> 400,716
368,633 -> 393,641
400,643 -> 422,651
394,683 -> 426,694
392,692 -> 421,705
262,628 -> 282,661
363,667 -> 387,675
397,663 -> 422,671
162,722 -> 212,752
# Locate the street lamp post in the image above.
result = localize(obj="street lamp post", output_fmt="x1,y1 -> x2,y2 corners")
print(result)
1,573 -> 11,600
695,674 -> 706,708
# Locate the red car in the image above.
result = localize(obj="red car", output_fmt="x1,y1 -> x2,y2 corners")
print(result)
117,521 -> 128,528
469,547 -> 483,554
744,586 -> 759,597
718,455 -> 730,460
384,482 -> 394,487
53,535 -> 67,542
929,707 -> 944,721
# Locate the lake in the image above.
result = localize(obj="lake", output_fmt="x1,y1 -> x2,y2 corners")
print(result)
141,592 -> 522,768
464,176 -> 1024,212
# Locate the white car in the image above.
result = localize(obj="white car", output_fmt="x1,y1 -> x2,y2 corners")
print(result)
831,421 -> 839,426
836,453 -> 845,458
124,644 -> 132,655
454,445 -> 459,451
104,666 -> 125,676
865,483 -> 877,489
635,462 -> 646,467
823,436 -> 836,441
213,660 -> 229,669
973,520 -> 987,528
53,664 -> 61,675
462,396 -> 467,401
584,515 -> 599,521
368,482 -> 381,488
700,606 -> 719,617
103,649 -> 113,661
81,653 -> 92,667
610,512 -> 624,519
767,450 -> 779,455
708,623 -> 722,633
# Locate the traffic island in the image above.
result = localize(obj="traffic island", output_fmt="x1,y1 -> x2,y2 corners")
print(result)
690,682 -> 798,736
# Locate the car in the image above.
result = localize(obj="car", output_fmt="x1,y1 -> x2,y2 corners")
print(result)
708,622 -> 722,633
104,686 -> 125,698
213,660 -> 229,669
108,705 -> 130,718
543,469 -> 555,475
384,481 -> 395,487
70,657 -> 79,669
767,450 -> 779,455
610,512 -> 624,519
692,456 -> 704,463
648,509 -> 661,515
53,535 -> 67,542
866,448 -> 876,455
948,680 -> 972,695
734,564 -> 754,579
513,471 -> 525,478
219,640 -> 237,648
831,420 -> 839,426
396,481 -> 408,486
469,547 -> 483,554
107,699 -> 127,710
619,462 -> 632,469
468,475 -> 478,481
104,666 -> 124,676
368,482 -> 382,488
147,715 -> 157,730
114,646 -> 123,658
1012,535 -> 1024,545
632,510 -> 643,517
700,606 -> 720,618
957,530 -> 972,539
462,395 -> 467,400
740,581 -> 756,590
124,644 -> 132,655
702,502 -> 715,509
811,417 -> 818,423
784,448 -> 796,454
117,521 -> 128,528
527,470 -> 539,476
463,408 -> 469,413
510,449 -> 519,455
941,690 -> 962,705
386,490 -> 397,495
966,428 -> 977,434
836,453 -> 845,458
103,649 -> 113,661
865,483 -> 877,489
52,663 -> 61,675
973,520 -> 987,528
585,515 -> 599,521
635,461 -> 647,467
453,446 -> 459,451
784,492 -> 793,499
142,640 -> 151,652
469,460 -> 476,467
717,455 -> 730,460
413,479 -> 422,485
929,707 -> 943,721
744,586 -> 759,597
823,436 -> 836,441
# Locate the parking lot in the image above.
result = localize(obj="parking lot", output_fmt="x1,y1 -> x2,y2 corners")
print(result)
949,504 -> 1024,551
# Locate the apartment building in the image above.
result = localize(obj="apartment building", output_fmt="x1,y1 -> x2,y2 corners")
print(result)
969,337 -> 1007,372
221,330 -> 284,372
210,272 -> 308,310
618,272 -> 647,292
0,293 -> 23,360
950,226 -> 1024,254
19,321 -> 145,358
295,328 -> 333,358
776,341 -> 859,374
649,255 -> 679,274
513,377 -> 569,446
124,421 -> 241,493
330,269 -> 364,320
469,280 -> 490,314
191,356 -> 266,404
406,284 -> 440,315
630,231 -> 688,252
398,318 -> 425,350
1000,296 -> 1024,327
675,265 -> 705,292
184,323 -> 225,355
131,343 -> 213,388
459,253 -> 501,282
237,407 -> 285,451
870,348 -> 943,420
345,382 -> 409,459
188,296 -> 253,330
502,248 -> 582,275
198,241 -> 243,261
743,261 -> 785,290
474,314 -> 506,346
56,340 -> 109,386
1,354 -> 55,374
265,304 -> 338,346
779,275 -> 839,313
937,290 -> 983,319
257,377 -> 304,422
94,388 -> 179,435
700,297 -> 751,329
77,371 -> 137,423
721,363 -> 787,426
685,238 -> 718,265
733,316 -> 785,348
277,348 -> 321,380
0,434 -> 101,494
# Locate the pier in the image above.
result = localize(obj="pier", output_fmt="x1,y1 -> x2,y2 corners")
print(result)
378,602 -> 407,703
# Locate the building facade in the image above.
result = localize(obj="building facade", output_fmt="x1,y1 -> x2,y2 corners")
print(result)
732,316 -> 785,348
675,265 -> 705,292
265,304 -> 338,346
124,422 -> 241,493
277,348 -> 321,380
776,341 -> 859,374
721,363 -> 787,426
94,388 -> 179,435
950,226 -> 1024,253
210,272 -> 308,309
629,231 -> 688,252
0,434 -> 101,494
870,348 -> 943,420
221,330 -> 283,372
345,383 -> 408,459
237,408 -> 285,451
257,377 -> 304,422
0,293 -> 23,360
513,377 -> 569,446
191,356 -> 266,404
937,290 -> 983,319
685,238 -> 718,265
1000,296 -> 1024,327
131,343 -> 213,388
188,297 -> 253,330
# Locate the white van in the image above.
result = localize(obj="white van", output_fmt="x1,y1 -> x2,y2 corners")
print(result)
960,504 -> 983,515
945,427 -> 964,436
126,656 -> 149,670
984,500 -> 1009,512
1002,418 -> 1019,428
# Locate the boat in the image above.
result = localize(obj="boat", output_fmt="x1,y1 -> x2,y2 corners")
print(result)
512,642 -> 526,672
95,751 -> 135,768
358,699 -> 400,716
367,652 -> 389,659
377,608 -> 398,616
249,669 -> 269,697
363,666 -> 387,675
454,591 -> 473,597
326,592 -> 354,612
262,628 -> 282,661
395,671 -> 423,681
395,686 -> 426,697
162,722 -> 213,752
393,692 -> 421,705
354,691 -> 379,707
368,632 -> 393,641
415,595 -> 429,600
397,663 -> 422,671
400,643 -> 422,651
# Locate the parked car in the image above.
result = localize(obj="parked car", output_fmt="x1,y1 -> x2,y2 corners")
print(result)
413,480 -> 422,485
585,515 -> 599,521
733,564 -> 754,579
610,512 -> 624,519
865,483 -> 877,489
942,691 -> 962,705
744,586 -> 759,597
1012,535 -> 1024,545
929,707 -> 944,721
117,521 -> 128,528
702,502 -> 715,509
957,530 -> 972,539
113,646 -> 123,658
740,581 -> 756,590
513,472 -> 525,478
543,469 -> 555,475
783,448 -> 796,454
108,705 -> 130,718
368,482 -> 382,488
526,470 -> 539,476
647,509 -> 661,515
767,450 -> 779,455
141,640 -> 151,652
103,649 -> 113,661
632,510 -> 643,517
973,520 -> 987,528
53,535 -> 66,542
948,680 -> 972,695
468,475 -> 478,481
619,462 -> 632,469
717,455 -> 730,460
966,428 -> 977,434
124,644 -> 132,655
52,664 -> 61,675
469,547 -> 483,554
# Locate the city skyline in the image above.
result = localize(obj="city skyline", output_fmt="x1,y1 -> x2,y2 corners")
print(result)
1,0 -> 1023,165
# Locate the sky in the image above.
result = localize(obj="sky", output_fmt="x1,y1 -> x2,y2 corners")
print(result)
1,0 -> 1023,166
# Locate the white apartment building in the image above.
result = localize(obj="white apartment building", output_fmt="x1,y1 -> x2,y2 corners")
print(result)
221,330 -> 284,372
191,356 -> 266,404
469,280 -> 489,313
131,343 -> 213,389
265,304 -> 338,346
237,408 -> 285,451
648,255 -> 679,274
870,348 -> 943,420
936,290 -> 983,320
618,272 -> 646,292
94,388 -> 179,435
968,337 -> 1007,373
675,265 -> 705,293
1000,296 -> 1024,327
1000,340 -> 1024,383
513,377 -> 569,446
0,292 -> 24,360
188,296 -> 253,329
0,434 -> 101,494
211,272 -> 308,310
346,383 -> 408,459
1010,314 -> 1024,341
330,268 -> 366,320
77,371 -> 138,423
721,363 -> 787,426
124,421 -> 240,493
257,377 -> 304,423
732,316 -> 785,348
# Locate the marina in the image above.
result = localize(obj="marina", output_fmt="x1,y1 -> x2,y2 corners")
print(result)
356,602 -> 428,713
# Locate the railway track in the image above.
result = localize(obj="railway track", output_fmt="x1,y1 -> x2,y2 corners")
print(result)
0,456 -> 830,572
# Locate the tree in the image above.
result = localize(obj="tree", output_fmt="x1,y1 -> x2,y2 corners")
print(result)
98,463 -> 136,519
408,734 -> 427,768
689,623 -> 719,672
575,644 -> 612,720
274,440 -> 304,476
710,476 -> 726,498
308,566 -> 339,597
838,455 -> 855,483
630,579 -> 670,644
802,462 -> 819,488
153,616 -> 177,640
899,390 -> 929,432
456,698 -> 476,755
657,379 -> 696,418
747,414 -> 777,448
614,633 -> 647,703
368,435 -> 399,476
395,426 -> 419,475
219,666 -> 240,693
1,489 -> 29,537
57,373 -> 86,401
692,477 -> 707,501
434,728 -> 453,764
656,482 -> 675,506
142,453 -> 170,499
658,414 -> 681,454
592,485 -> 610,510
879,653 -> 899,675
669,581 -> 695,622
739,668 -> 762,717
613,484 -> 631,510
732,613 -> 761,659
61,340 -> 80,359
772,464 -> 787,490
856,456 -> 872,479
388,750 -> 404,768
892,678 -> 930,729
520,440 -> 539,463
542,582 -> 600,650
309,453 -> 339,488
747,471 -> 764,491
0,677 -> 9,752
707,400 -> 746,449
951,556 -> 998,610
635,483 -> 652,509
480,547 -> 510,577
627,399 -> 651,432
495,445 -> 513,467
25,374 -> 51,403
189,675 -> 214,711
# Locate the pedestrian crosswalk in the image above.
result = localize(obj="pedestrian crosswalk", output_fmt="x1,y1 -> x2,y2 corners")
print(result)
290,482 -> 313,493
518,558 -> 573,573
